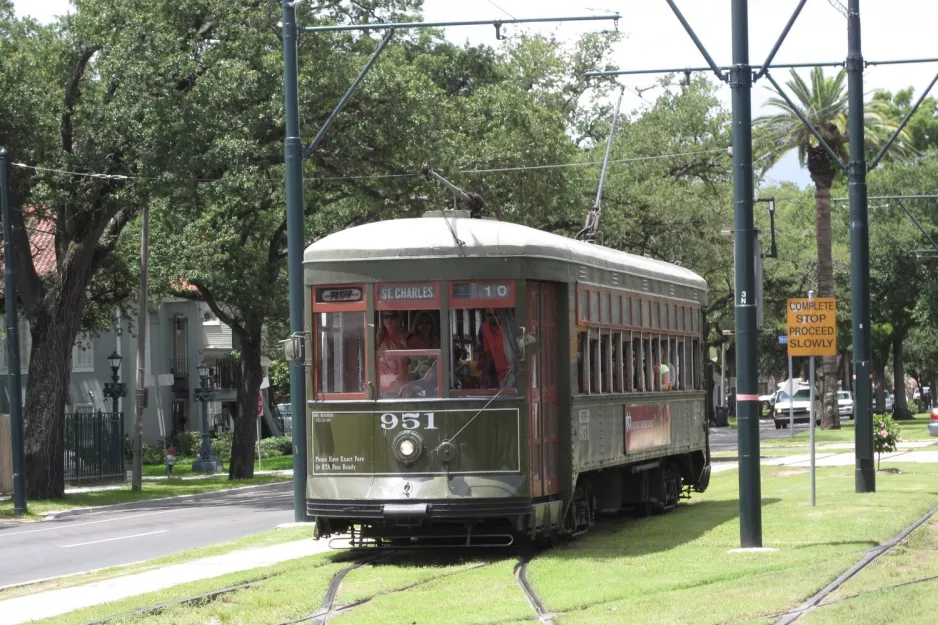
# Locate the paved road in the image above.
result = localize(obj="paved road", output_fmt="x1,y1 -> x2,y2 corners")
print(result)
0,482 -> 293,589
710,418 -> 821,453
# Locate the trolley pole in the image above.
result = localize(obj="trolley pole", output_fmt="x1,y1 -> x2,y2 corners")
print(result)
281,0 -> 309,522
847,0 -> 875,493
730,0 -> 762,547
0,149 -> 26,516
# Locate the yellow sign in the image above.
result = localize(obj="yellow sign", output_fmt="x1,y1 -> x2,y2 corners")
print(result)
786,297 -> 837,357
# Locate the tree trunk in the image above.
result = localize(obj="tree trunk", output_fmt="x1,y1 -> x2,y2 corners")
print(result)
23,304 -> 84,499
893,334 -> 912,419
807,149 -> 841,430
229,331 -> 263,479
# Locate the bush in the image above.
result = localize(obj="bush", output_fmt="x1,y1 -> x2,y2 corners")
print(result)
172,431 -> 203,457
124,436 -> 167,465
873,414 -> 901,470
259,436 -> 293,456
214,430 -> 233,460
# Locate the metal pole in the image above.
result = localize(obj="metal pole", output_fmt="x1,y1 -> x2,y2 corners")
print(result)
302,29 -> 395,159
132,203 -> 148,491
847,0 -> 875,493
809,354 -> 816,506
111,369 -> 119,415
788,354 -> 794,438
301,13 -> 620,32
0,148 -> 26,515
730,0 -> 762,548
721,342 -> 726,408
281,0 -> 309,522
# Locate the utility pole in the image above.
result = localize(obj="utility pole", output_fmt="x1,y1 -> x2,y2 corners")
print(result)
0,148 -> 26,515
281,0 -> 309,522
847,0 -> 875,493
729,0 -> 762,547
132,203 -> 149,491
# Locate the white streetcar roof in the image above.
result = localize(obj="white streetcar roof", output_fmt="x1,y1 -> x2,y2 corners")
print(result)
304,213 -> 707,289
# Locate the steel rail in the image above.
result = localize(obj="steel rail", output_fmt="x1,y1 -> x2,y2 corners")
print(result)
516,556 -> 554,624
772,501 -> 938,624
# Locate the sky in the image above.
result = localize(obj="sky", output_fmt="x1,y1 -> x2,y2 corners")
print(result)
13,0 -> 938,187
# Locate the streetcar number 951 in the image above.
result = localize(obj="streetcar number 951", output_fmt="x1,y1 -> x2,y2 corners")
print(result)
380,412 -> 437,430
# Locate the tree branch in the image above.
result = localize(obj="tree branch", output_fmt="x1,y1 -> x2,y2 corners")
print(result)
189,279 -> 247,338
61,45 -> 99,154
7,190 -> 42,314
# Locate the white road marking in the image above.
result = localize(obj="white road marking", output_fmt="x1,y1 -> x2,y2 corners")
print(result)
61,530 -> 168,549
0,509 -> 182,539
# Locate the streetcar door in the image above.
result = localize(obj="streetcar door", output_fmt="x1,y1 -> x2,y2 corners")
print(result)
527,282 -> 560,498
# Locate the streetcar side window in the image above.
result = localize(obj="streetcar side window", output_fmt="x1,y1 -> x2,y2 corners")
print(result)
451,307 -> 518,393
315,312 -> 366,396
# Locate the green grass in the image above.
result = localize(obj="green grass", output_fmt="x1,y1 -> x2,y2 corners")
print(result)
521,464 -> 938,625
799,515 -> 938,624
30,465 -> 938,625
141,454 -> 294,477
0,474 -> 288,520
34,553 -> 347,625
758,412 -> 934,448
0,525 -> 318,600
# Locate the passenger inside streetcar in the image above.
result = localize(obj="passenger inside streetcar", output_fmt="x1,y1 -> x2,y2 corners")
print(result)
479,308 -> 516,389
407,312 -> 439,349
377,311 -> 410,396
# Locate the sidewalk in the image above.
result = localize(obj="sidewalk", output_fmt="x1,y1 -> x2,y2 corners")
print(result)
0,535 -> 332,625
64,469 -> 293,494
713,446 -> 938,474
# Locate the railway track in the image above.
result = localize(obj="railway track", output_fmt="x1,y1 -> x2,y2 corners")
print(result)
771,501 -> 938,624
515,555 -> 555,625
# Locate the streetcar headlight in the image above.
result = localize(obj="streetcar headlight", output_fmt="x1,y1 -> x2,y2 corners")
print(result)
399,439 -> 416,457
392,432 -> 423,465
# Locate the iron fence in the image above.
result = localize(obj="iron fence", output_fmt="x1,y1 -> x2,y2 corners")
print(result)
64,410 -> 126,484
210,356 -> 241,390
170,358 -> 189,391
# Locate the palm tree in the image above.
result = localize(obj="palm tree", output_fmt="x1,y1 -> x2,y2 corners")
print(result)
754,67 -> 908,430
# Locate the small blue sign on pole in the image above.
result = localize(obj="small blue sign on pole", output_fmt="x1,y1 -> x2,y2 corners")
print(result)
779,335 -> 788,345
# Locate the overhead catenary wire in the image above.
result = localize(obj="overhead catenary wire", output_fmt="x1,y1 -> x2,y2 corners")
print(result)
10,147 -> 733,184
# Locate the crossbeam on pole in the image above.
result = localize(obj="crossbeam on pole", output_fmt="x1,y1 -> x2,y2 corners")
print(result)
868,69 -> 938,171
754,0 -> 807,80
300,14 -> 620,33
762,70 -> 847,173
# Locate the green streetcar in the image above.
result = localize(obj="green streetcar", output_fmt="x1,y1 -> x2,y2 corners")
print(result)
297,208 -> 711,547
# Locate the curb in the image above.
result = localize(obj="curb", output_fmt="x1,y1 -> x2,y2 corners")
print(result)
42,480 -> 292,521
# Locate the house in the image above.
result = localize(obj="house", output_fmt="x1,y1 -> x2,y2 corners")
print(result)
0,214 -> 280,447
0,299 -> 277,446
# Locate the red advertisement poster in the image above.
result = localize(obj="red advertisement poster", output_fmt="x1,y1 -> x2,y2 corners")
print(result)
624,404 -> 672,453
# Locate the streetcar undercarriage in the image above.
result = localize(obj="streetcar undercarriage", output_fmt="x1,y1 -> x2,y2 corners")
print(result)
312,453 -> 709,549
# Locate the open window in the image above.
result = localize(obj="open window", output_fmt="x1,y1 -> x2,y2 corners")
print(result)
374,283 -> 442,399
450,281 -> 517,395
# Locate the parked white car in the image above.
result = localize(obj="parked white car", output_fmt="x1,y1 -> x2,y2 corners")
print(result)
837,391 -> 854,420
872,392 -> 895,413
774,387 -> 821,429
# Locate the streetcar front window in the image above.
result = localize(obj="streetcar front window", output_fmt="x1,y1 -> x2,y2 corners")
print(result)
375,308 -> 442,399
315,312 -> 366,396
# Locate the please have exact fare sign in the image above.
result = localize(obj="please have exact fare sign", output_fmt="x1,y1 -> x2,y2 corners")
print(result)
786,297 -> 837,357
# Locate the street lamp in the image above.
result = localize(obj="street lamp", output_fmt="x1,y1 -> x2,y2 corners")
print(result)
192,361 -> 224,473
102,350 -> 127,414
